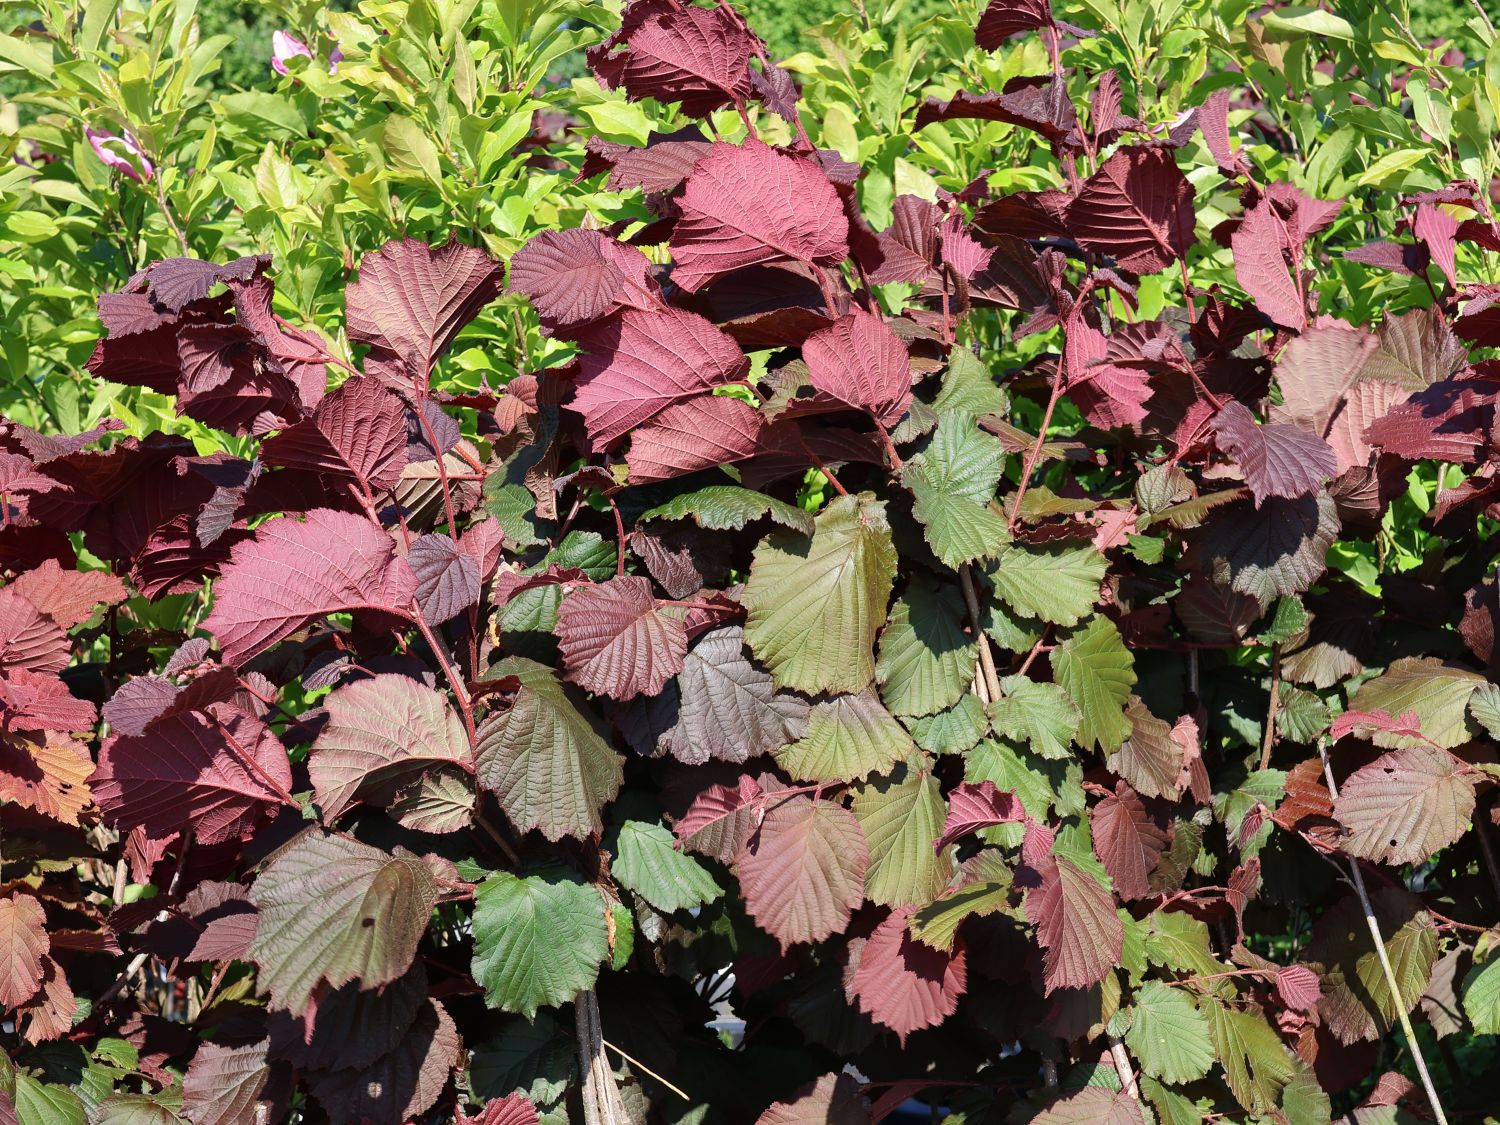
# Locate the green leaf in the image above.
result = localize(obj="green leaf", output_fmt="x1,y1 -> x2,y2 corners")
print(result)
89,1096 -> 186,1125
475,658 -> 624,841
1125,982 -> 1214,1085
775,690 -> 913,784
1348,657 -> 1483,749
908,850 -> 1012,952
638,485 -> 815,535
383,115 -> 445,184
744,493 -> 897,694
1052,618 -> 1137,754
249,833 -> 439,1016
905,694 -> 988,755
903,414 -> 1010,567
1463,954 -> 1500,1034
483,479 -> 551,549
609,820 -> 721,914
988,674 -> 1080,759
472,869 -> 609,1019
470,1012 -> 577,1106
1469,681 -> 1500,740
876,575 -> 976,718
13,1075 -> 85,1125
1206,1001 -> 1297,1115
932,349 -> 1007,417
989,543 -> 1106,627
852,763 -> 953,908
1260,6 -> 1355,40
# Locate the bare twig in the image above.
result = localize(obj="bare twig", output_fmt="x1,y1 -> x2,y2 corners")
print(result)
958,567 -> 1002,702
1107,1036 -> 1140,1100
1258,643 -> 1281,771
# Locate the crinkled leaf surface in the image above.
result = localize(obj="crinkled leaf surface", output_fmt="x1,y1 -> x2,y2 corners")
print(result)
1126,981 -> 1213,1084
475,658 -> 624,841
249,832 -> 439,1015
1334,746 -> 1474,864
610,819 -> 721,914
556,576 -> 687,700
737,795 -> 868,949
203,509 -> 417,667
1051,617 -> 1136,754
471,869 -> 608,1019
308,673 -> 471,829
744,493 -> 897,694
775,690 -> 912,784
852,764 -> 953,907
876,576 -> 976,719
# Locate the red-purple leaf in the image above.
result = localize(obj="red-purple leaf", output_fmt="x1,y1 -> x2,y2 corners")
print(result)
1412,203 -> 1459,287
458,1095 -> 540,1125
845,907 -> 967,1044
1023,853 -> 1123,993
626,393 -> 768,484
203,509 -> 417,667
406,534 -> 481,625
916,76 -> 1077,146
145,255 -> 270,313
1066,146 -> 1195,275
345,239 -> 503,391
92,705 -> 292,846
10,559 -> 128,630
506,229 -> 660,330
0,668 -> 97,733
802,310 -> 912,427
757,1073 -> 869,1125
934,781 -> 1027,851
976,0 -> 1053,49
308,673 -> 473,827
670,141 -> 850,292
737,795 -> 868,949
1275,964 -> 1322,1012
1231,195 -> 1305,330
1211,401 -> 1337,506
0,894 -> 47,1010
261,376 -> 409,494
591,3 -> 755,117
572,308 -> 750,446
0,589 -> 71,675
1090,781 -> 1167,901
555,576 -> 688,700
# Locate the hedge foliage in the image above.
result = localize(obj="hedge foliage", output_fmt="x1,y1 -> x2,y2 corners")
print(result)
2,0 -> 1500,1123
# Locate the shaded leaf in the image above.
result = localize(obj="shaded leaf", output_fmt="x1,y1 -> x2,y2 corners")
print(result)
475,658 -> 624,841
249,832 -> 439,1015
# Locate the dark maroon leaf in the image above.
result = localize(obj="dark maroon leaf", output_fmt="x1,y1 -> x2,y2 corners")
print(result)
407,534 -> 481,624
345,239 -> 503,391
1067,146 -> 1195,274
571,308 -> 750,446
976,0 -> 1052,49
1211,401 -> 1337,505
92,705 -> 292,846
670,141 -> 850,292
261,375 -> 408,495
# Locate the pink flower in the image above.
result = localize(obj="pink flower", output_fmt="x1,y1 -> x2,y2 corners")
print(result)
272,30 -> 338,75
85,127 -> 153,183
271,30 -> 314,75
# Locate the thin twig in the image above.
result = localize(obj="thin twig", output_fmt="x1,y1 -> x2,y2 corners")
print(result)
602,1038 -> 689,1100
411,609 -> 476,745
1318,739 -> 1449,1125
958,567 -> 1002,702
1008,373 -> 1066,529
1258,643 -> 1281,771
